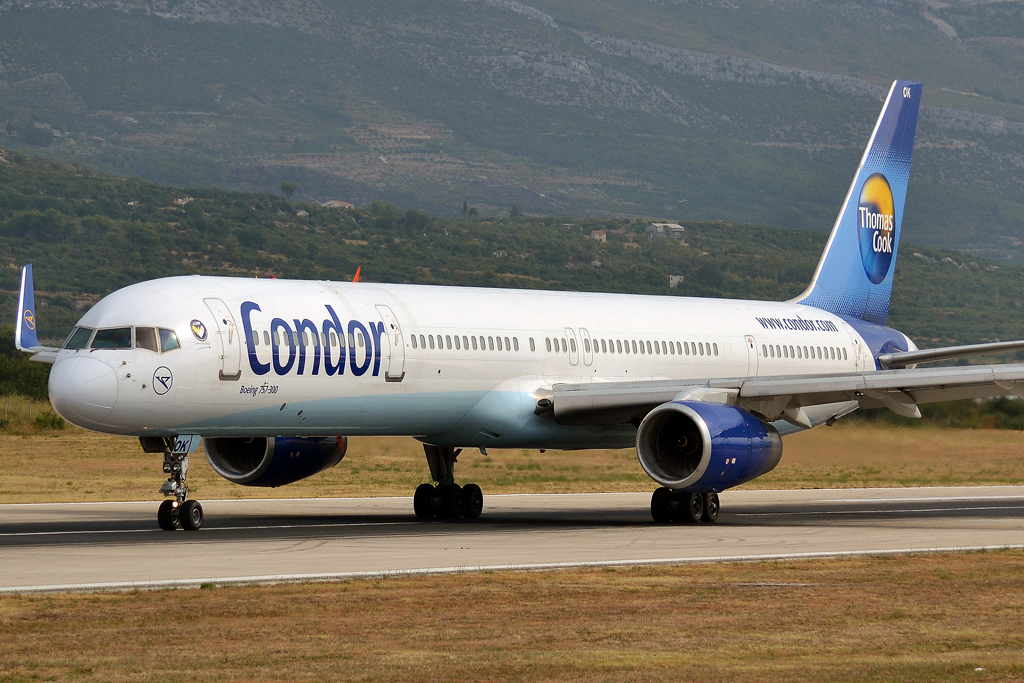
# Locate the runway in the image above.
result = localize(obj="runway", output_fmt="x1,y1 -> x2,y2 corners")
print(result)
2,486 -> 1023,593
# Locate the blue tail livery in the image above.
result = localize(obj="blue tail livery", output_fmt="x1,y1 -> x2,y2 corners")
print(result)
15,264 -> 41,351
794,80 -> 922,325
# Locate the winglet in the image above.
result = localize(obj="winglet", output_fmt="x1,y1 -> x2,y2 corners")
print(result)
353,266 -> 361,283
15,264 -> 41,352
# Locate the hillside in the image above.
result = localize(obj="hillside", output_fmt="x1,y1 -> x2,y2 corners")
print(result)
1,149 -> 1022,353
0,1 -> 1023,261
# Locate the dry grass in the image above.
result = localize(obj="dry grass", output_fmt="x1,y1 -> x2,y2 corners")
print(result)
1,422 -> 1023,504
1,550 -> 1022,682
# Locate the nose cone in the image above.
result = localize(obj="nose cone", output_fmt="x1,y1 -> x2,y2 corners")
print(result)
49,357 -> 119,429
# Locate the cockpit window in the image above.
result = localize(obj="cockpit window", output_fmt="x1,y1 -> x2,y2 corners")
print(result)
136,327 -> 159,353
159,328 -> 180,352
91,327 -> 133,349
64,327 -> 94,350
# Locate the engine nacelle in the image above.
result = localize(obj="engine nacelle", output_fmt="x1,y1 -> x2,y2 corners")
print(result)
636,402 -> 782,491
203,436 -> 347,487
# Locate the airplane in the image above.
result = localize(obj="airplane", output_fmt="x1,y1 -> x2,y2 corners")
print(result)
15,79 -> 1024,531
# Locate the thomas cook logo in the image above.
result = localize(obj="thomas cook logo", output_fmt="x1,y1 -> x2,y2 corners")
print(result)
857,173 -> 896,285
23,309 -> 35,330
190,319 -> 208,341
153,366 -> 173,396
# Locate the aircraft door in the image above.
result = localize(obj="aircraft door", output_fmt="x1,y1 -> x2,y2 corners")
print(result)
579,328 -> 594,366
744,335 -> 759,376
565,328 -> 580,366
375,304 -> 406,382
204,298 -> 241,381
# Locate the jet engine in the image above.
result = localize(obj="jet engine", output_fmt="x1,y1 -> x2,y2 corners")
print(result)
636,402 -> 782,491
203,436 -> 347,487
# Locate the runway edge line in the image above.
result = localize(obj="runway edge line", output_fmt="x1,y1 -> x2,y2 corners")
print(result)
4,544 -> 1022,594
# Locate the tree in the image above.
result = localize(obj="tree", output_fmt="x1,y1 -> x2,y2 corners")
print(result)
468,207 -> 478,218
280,182 -> 296,199
462,200 -> 469,218
509,204 -> 521,218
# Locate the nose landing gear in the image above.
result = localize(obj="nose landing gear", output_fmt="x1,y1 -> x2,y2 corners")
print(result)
143,437 -> 205,531
414,445 -> 485,520
651,488 -> 719,524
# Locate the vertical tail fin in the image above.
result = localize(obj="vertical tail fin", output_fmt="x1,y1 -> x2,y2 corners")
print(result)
15,264 -> 41,351
793,80 -> 922,324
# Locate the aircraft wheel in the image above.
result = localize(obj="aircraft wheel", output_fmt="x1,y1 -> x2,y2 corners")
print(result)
414,483 -> 436,519
650,487 -> 673,524
435,483 -> 463,519
462,483 -> 484,520
157,499 -> 178,531
682,492 -> 704,524
702,493 -> 720,523
179,500 -> 204,531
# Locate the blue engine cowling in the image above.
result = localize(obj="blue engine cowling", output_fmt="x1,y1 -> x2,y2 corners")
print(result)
636,402 -> 782,492
203,436 -> 347,487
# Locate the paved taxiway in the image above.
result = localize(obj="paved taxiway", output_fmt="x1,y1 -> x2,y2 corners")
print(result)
1,486 -> 1022,592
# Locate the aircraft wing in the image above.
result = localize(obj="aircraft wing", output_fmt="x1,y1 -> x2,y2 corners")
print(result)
544,363 -> 1024,428
15,264 -> 60,364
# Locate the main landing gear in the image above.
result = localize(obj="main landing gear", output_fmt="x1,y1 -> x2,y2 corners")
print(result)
156,443 -> 204,531
414,444 -> 484,520
650,488 -> 719,524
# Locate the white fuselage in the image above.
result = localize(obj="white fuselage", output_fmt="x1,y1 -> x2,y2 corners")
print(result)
48,276 -> 883,448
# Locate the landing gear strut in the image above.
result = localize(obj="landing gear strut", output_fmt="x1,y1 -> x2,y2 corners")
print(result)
414,444 -> 484,520
152,439 -> 203,531
651,488 -> 719,524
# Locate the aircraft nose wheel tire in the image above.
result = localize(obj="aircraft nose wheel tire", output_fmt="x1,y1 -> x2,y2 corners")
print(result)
179,500 -> 204,531
157,499 -> 179,530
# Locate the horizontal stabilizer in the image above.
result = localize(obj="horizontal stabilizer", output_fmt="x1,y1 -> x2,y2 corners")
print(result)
879,339 -> 1024,369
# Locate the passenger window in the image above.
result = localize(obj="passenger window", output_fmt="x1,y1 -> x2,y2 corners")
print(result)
412,335 -> 418,349
843,348 -> 848,361
584,339 -> 591,353
653,341 -> 660,355
488,336 -> 494,351
472,336 -> 479,351
830,347 -> 836,360
261,331 -> 269,346
513,337 -> 519,351
505,336 -> 511,350
358,332 -> 365,348
529,338 -> 535,352
783,345 -> 788,359
429,335 -> 435,350
714,343 -> 719,356
668,341 -> 673,355
816,346 -> 822,359
91,327 -> 132,349
614,340 -> 620,354
497,337 -> 503,351
136,327 -> 159,353
446,335 -> 452,350
568,338 -> 575,353
464,335 -> 470,349
761,344 -> 766,357
159,329 -> 180,352
600,339 -> 607,353
545,338 -> 552,352
419,334 -> 425,349
638,341 -> 645,355
273,331 -> 280,346
455,336 -> 461,350
789,345 -> 794,358
769,345 -> 775,358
